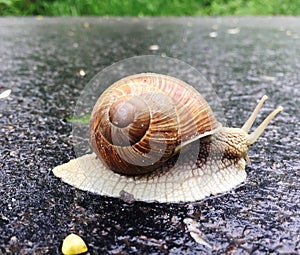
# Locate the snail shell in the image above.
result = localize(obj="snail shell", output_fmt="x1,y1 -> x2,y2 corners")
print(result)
53,73 -> 282,203
89,73 -> 220,175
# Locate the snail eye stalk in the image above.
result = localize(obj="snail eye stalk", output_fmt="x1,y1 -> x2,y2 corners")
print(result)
242,95 -> 283,145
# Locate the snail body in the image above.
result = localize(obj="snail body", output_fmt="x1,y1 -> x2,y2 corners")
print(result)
53,73 -> 282,203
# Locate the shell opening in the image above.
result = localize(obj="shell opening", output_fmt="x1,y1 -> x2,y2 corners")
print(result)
242,95 -> 283,145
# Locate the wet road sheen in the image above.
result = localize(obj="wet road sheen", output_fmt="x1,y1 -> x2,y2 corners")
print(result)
0,17 -> 299,254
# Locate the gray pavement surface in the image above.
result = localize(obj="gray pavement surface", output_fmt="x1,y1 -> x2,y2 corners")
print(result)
0,17 -> 299,254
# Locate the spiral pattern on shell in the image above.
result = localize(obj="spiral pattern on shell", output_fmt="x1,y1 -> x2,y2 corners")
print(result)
89,73 -> 220,175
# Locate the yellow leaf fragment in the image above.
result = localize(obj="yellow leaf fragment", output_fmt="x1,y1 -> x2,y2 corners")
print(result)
62,233 -> 88,255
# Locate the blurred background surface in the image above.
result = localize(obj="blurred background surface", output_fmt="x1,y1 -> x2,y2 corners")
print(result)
1,0 -> 300,16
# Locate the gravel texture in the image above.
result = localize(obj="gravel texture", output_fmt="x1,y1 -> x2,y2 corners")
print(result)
0,17 -> 299,254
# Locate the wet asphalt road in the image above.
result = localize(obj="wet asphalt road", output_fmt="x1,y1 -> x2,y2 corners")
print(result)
0,17 -> 299,254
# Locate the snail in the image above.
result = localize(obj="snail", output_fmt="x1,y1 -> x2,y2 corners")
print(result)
53,73 -> 282,203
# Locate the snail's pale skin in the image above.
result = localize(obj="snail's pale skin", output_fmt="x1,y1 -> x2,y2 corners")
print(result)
53,73 -> 282,203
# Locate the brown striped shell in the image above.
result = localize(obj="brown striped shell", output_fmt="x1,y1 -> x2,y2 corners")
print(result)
89,73 -> 221,175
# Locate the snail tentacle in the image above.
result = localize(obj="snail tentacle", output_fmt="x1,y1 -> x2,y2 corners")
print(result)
242,95 -> 268,132
241,95 -> 283,145
247,106 -> 283,145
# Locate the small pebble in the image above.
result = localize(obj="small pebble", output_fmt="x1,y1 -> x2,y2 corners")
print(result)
148,44 -> 160,51
78,70 -> 86,77
227,28 -> 240,35
119,190 -> 135,204
260,75 -> 275,82
83,22 -> 92,28
209,32 -> 218,38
